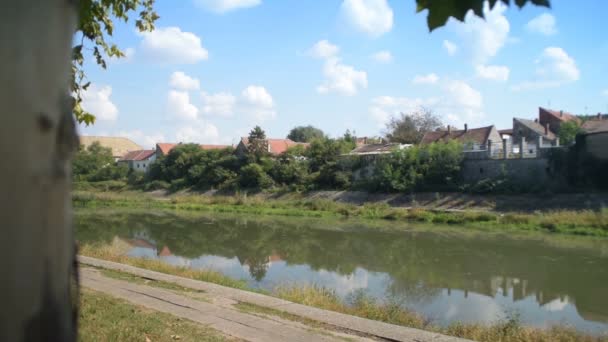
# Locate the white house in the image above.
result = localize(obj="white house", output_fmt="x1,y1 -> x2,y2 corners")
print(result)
117,150 -> 156,172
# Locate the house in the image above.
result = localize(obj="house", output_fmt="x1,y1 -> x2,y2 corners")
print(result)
580,116 -> 608,160
235,138 -> 309,157
118,149 -> 156,172
79,136 -> 142,161
420,124 -> 502,152
348,143 -> 411,157
155,142 -> 233,158
538,107 -> 580,134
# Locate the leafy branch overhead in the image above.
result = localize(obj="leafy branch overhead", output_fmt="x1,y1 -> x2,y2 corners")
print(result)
416,0 -> 550,31
72,0 -> 159,125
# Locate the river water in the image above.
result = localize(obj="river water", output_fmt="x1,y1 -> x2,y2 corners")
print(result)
75,209 -> 608,334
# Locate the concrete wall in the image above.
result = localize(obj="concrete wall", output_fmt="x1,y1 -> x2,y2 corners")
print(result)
463,158 -> 551,184
585,133 -> 608,160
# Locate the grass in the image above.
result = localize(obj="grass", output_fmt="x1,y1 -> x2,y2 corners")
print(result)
80,248 -> 608,342
79,289 -> 232,342
73,190 -> 608,237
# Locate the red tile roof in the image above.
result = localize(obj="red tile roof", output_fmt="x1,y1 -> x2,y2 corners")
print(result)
420,126 -> 495,145
240,138 -> 309,155
120,149 -> 156,161
581,119 -> 608,134
156,143 -> 233,155
539,107 -> 580,123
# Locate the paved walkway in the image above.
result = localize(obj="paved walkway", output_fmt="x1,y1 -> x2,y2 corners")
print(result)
80,256 -> 471,342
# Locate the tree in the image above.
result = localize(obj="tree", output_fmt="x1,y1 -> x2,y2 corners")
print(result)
247,126 -> 268,160
72,0 -> 159,125
384,108 -> 442,144
416,0 -> 550,31
287,125 -> 325,142
72,142 -> 115,179
558,121 -> 582,146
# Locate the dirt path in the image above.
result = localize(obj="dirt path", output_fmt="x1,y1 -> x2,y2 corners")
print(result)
80,256 -> 471,342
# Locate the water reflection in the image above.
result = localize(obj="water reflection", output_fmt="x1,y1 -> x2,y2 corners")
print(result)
76,210 -> 608,334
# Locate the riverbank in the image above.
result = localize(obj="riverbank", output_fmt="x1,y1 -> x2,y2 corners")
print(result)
78,251 -> 607,342
73,189 -> 608,237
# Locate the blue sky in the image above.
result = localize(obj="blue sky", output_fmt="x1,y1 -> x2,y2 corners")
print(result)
78,0 -> 608,148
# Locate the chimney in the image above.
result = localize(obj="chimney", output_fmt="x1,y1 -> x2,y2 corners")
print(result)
534,118 -> 538,123
598,112 -> 602,120
560,110 -> 563,117
464,123 -> 468,132
447,125 -> 451,134
544,123 -> 549,135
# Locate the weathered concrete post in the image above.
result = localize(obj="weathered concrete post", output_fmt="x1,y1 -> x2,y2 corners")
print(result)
502,138 -> 508,159
537,136 -> 543,157
487,139 -> 493,158
555,138 -> 560,147
520,137 -> 526,159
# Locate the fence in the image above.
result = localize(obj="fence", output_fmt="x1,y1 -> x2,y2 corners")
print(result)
463,136 -> 562,160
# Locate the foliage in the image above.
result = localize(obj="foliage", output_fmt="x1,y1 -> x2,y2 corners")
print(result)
384,108 -> 442,144
287,125 -> 325,142
365,141 -> 463,192
416,0 -> 551,31
73,0 -> 159,125
246,126 -> 268,161
239,163 -> 274,189
73,142 -> 129,181
557,121 -> 582,146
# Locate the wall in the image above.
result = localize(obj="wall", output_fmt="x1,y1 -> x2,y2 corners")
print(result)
585,133 -> 608,160
463,158 -> 552,184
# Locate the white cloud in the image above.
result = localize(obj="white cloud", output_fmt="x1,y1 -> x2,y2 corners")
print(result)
457,2 -> 509,64
241,85 -> 276,121
412,73 -> 439,85
175,121 -> 220,144
139,27 -> 208,64
340,0 -> 393,37
201,91 -> 236,117
476,64 -> 510,81
167,90 -> 199,120
443,40 -> 458,56
526,13 -> 557,36
117,130 -> 166,149
370,79 -> 484,127
512,47 -> 579,90
309,40 -> 340,59
369,96 -> 439,127
80,84 -> 118,122
169,71 -> 200,91
317,58 -> 368,96
371,50 -> 393,63
194,0 -> 261,13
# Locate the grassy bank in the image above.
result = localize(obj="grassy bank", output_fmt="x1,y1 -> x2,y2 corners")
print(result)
79,289 -> 231,342
73,190 -> 608,237
79,248 -> 607,342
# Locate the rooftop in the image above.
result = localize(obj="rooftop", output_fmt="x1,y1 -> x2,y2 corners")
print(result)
80,136 -> 142,158
420,125 -> 495,146
120,150 -> 156,161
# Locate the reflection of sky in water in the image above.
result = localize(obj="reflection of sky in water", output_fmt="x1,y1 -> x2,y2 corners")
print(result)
128,246 -> 608,335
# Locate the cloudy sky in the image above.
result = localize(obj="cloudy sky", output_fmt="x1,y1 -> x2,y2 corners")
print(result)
78,0 -> 608,148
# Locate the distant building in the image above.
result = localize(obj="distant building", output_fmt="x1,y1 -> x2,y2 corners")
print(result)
538,107 -> 580,134
512,118 -> 558,155
79,136 -> 142,161
420,124 -> 502,152
118,150 -> 156,172
155,143 -> 233,158
348,143 -> 411,158
580,116 -> 608,160
235,138 -> 309,157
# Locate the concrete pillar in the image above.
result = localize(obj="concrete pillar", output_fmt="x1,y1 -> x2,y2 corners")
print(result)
487,139 -> 493,158
537,136 -> 543,157
555,138 -> 560,147
520,137 -> 526,159
502,138 -> 508,159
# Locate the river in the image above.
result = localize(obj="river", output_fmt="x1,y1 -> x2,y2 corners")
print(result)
75,208 -> 608,334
